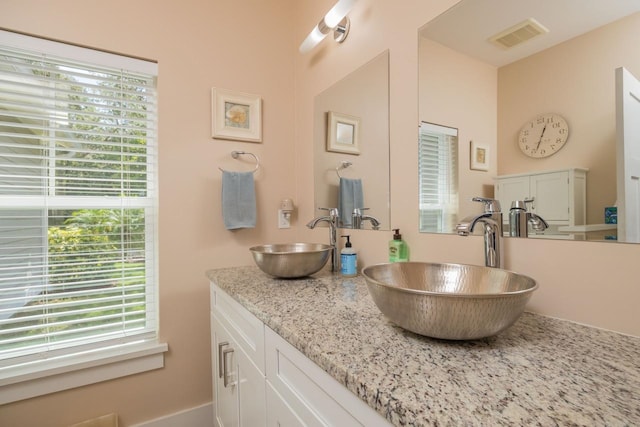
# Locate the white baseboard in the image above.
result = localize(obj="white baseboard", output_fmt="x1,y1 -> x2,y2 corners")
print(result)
131,402 -> 213,427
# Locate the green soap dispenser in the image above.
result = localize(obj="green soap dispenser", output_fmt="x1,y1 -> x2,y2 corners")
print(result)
389,228 -> 409,262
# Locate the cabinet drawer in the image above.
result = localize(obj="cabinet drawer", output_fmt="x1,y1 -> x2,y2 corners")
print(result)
210,283 -> 265,373
265,327 -> 391,427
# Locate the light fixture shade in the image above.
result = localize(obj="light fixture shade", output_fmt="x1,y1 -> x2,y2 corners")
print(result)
324,0 -> 356,28
299,0 -> 357,54
299,24 -> 329,54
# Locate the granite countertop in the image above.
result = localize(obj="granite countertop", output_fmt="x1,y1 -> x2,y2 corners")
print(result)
207,266 -> 640,426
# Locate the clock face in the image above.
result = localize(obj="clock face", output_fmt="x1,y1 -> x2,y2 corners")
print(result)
518,113 -> 569,158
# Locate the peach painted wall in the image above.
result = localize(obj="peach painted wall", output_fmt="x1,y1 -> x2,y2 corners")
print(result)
0,0 -> 297,425
2,0 -> 640,426
419,37 -> 498,222
498,13 -> 640,224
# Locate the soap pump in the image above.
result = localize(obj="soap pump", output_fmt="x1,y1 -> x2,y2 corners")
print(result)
340,235 -> 357,277
389,228 -> 409,262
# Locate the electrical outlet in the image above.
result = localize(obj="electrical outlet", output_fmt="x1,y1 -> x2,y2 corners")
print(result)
278,209 -> 291,229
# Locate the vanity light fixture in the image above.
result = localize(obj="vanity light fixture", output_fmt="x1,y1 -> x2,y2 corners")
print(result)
299,0 -> 356,54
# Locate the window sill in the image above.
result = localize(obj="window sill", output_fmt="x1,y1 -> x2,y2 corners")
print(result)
0,341 -> 168,404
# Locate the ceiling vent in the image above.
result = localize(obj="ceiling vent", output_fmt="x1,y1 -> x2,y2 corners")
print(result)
489,18 -> 549,49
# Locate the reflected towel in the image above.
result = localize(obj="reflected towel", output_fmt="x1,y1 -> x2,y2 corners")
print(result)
339,177 -> 364,227
222,171 -> 256,230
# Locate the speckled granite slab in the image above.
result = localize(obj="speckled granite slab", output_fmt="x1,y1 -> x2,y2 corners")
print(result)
207,266 -> 640,426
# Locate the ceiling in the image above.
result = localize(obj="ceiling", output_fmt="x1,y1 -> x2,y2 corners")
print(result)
420,0 -> 640,67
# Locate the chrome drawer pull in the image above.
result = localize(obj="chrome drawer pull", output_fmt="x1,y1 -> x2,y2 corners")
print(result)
222,347 -> 234,387
218,341 -> 228,378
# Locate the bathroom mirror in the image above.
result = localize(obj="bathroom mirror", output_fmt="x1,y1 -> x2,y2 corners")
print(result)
418,0 -> 640,242
313,50 -> 390,230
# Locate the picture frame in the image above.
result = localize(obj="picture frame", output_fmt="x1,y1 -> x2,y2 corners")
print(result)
470,140 -> 489,171
211,88 -> 262,142
326,111 -> 360,155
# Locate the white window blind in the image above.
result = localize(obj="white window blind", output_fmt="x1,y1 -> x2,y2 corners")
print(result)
419,122 -> 459,233
0,31 -> 158,368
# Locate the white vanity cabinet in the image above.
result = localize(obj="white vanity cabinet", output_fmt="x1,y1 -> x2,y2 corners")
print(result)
494,168 -> 587,229
210,283 -> 391,427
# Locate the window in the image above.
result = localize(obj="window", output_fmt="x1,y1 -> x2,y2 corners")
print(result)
418,122 -> 459,233
0,30 -> 163,401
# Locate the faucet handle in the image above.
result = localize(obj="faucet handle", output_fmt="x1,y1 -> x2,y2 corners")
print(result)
511,197 -> 535,211
472,197 -> 501,213
318,207 -> 339,217
524,197 -> 535,210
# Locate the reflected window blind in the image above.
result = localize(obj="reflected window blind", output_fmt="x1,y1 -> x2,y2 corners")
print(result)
418,122 -> 458,232
0,30 -> 158,366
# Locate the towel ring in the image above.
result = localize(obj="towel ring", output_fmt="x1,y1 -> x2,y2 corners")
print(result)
219,151 -> 260,173
335,161 -> 352,178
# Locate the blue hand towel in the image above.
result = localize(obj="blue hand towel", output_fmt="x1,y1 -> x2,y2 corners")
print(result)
338,177 -> 364,227
222,171 -> 256,230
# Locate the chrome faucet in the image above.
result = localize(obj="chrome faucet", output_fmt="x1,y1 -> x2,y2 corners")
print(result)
306,208 -> 340,272
509,199 -> 549,237
351,208 -> 381,230
455,197 -> 503,268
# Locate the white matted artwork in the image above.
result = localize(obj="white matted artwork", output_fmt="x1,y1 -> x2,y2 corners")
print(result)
470,140 -> 489,171
211,88 -> 262,142
326,111 -> 360,155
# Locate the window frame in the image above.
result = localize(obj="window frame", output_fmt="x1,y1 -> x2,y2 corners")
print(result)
0,29 -> 165,404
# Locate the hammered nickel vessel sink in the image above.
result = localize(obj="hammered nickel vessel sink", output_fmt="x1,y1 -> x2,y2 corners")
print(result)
250,243 -> 332,278
362,262 -> 537,340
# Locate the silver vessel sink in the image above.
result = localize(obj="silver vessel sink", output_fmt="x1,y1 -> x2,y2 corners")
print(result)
362,262 -> 537,340
250,243 -> 332,278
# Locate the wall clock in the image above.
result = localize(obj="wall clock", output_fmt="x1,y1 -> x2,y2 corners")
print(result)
518,113 -> 569,158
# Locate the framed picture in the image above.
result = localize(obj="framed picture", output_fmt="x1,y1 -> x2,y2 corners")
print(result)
326,111 -> 360,155
211,88 -> 262,142
470,140 -> 489,171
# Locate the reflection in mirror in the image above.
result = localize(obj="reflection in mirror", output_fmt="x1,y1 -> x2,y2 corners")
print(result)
418,0 -> 640,243
314,50 -> 390,230
418,122 -> 458,233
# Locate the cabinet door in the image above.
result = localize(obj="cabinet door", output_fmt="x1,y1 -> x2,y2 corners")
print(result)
531,171 -> 570,222
495,176 -> 530,222
236,339 -> 266,427
266,382 -> 305,427
212,312 -> 239,427
212,312 -> 266,427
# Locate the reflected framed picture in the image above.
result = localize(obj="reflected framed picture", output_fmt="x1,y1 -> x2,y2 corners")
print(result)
470,140 -> 489,171
326,111 -> 360,155
211,88 -> 262,142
